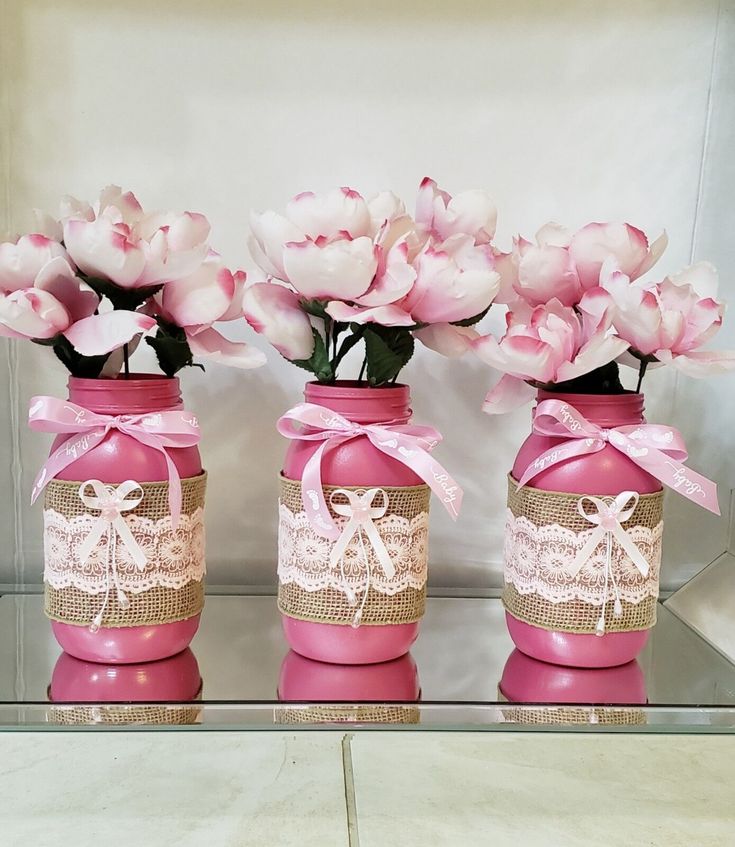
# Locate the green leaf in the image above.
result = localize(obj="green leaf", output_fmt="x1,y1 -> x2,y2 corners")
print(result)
33,335 -> 109,378
145,318 -> 197,377
331,325 -> 365,373
450,304 -> 492,327
363,326 -> 414,386
300,299 -> 330,320
291,328 -> 334,382
84,276 -> 164,311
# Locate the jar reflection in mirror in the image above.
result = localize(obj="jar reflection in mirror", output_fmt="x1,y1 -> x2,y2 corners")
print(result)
276,650 -> 420,725
48,648 -> 202,726
498,648 -> 647,727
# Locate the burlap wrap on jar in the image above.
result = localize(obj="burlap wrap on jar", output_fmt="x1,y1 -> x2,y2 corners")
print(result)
503,476 -> 664,635
275,704 -> 420,725
48,687 -> 204,727
278,476 -> 430,627
496,690 -> 646,727
43,473 -> 207,629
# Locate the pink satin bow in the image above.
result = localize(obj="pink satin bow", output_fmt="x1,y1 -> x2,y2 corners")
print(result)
28,396 -> 202,526
277,403 -> 463,540
517,399 -> 720,515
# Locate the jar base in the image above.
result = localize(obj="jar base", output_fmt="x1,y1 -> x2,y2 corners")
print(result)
281,615 -> 419,664
505,612 -> 649,668
50,615 -> 201,664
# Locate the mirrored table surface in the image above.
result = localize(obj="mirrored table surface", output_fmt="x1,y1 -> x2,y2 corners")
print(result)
0,593 -> 733,731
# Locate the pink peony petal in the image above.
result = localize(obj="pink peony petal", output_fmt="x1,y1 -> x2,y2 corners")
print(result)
160,256 -> 236,328
0,289 -> 71,339
555,333 -> 629,382
282,237 -> 378,300
286,187 -> 371,240
516,244 -> 581,306
482,374 -> 536,415
325,301 -> 415,326
242,282 -> 315,360
63,311 -> 155,356
570,222 -> 652,289
248,209 -> 306,280
0,234 -> 70,293
656,348 -> 735,377
187,326 -> 267,369
63,218 -> 146,288
34,257 -> 98,323
414,323 -> 479,357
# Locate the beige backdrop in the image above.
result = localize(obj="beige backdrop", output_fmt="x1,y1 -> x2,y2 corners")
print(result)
1,0 -> 733,589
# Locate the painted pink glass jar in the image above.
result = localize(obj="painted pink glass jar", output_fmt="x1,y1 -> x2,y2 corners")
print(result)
499,649 -> 646,705
278,381 -> 430,665
49,648 -> 202,726
278,650 -> 420,702
41,375 -> 206,664
504,390 -> 663,668
50,647 -> 202,703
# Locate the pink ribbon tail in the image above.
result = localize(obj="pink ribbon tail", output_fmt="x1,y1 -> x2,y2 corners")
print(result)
518,399 -> 720,515
28,396 -> 201,526
277,402 -> 463,539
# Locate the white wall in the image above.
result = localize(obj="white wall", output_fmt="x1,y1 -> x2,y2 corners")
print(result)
1,0 -> 733,589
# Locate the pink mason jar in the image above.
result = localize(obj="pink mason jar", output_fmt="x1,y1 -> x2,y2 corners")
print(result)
278,381 -> 431,665
277,651 -> 421,725
498,648 -> 647,727
49,648 -> 202,726
504,391 -> 663,668
40,375 -> 206,664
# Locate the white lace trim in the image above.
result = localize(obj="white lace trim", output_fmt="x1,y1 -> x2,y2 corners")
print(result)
277,503 -> 428,596
504,508 -> 662,606
43,508 -> 206,594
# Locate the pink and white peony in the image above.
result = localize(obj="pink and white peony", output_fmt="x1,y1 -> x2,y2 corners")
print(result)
569,222 -> 668,290
602,260 -> 735,377
242,282 -> 315,360
61,186 -> 211,290
0,234 -> 72,293
495,221 -> 668,308
155,252 -> 266,369
0,252 -> 152,353
246,180 -> 502,381
415,177 -> 497,245
474,290 -> 629,413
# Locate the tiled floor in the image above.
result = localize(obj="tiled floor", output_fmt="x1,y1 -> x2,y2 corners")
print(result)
0,731 -> 734,846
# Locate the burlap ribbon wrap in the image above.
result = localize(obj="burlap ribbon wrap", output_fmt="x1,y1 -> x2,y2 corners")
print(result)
278,476 -> 430,627
496,689 -> 646,726
275,704 -> 421,725
48,685 -> 203,727
503,475 -> 664,635
43,472 -> 207,628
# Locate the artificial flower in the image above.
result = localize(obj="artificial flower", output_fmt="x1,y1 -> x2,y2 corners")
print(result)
242,281 -> 315,360
474,290 -> 629,413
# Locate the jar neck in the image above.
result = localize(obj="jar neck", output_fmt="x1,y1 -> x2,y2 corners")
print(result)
68,375 -> 182,415
536,389 -> 645,428
304,381 -> 412,425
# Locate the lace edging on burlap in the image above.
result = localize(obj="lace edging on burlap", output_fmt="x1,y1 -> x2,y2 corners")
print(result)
503,475 -> 663,634
43,473 -> 207,628
277,476 -> 430,627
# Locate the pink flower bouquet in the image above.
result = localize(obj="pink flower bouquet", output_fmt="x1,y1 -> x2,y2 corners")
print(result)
0,185 -> 265,377
244,178 -> 501,385
474,220 -> 735,410
6,186 -> 265,664
476,219 -> 733,668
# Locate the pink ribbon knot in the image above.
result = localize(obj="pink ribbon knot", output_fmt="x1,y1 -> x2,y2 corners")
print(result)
277,402 -> 463,541
28,396 -> 202,526
517,399 -> 720,515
